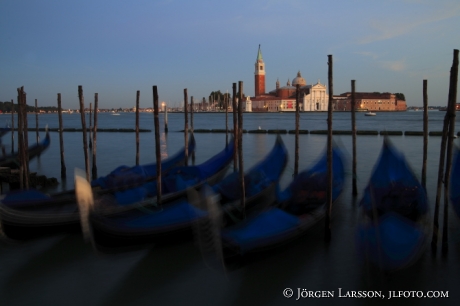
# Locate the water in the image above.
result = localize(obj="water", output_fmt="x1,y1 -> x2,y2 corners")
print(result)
1,111 -> 460,306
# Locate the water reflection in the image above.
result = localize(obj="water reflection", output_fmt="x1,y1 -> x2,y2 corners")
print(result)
1,113 -> 460,305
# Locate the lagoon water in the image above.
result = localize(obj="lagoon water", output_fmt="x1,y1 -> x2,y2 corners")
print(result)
1,111 -> 460,305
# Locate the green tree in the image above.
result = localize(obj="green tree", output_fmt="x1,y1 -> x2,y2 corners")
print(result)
209,90 -> 233,110
395,93 -> 406,101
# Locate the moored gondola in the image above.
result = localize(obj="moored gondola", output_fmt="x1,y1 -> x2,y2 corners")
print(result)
218,143 -> 345,261
0,129 -> 50,169
0,135 -> 196,240
355,139 -> 429,271
85,136 -> 288,252
449,147 -> 460,218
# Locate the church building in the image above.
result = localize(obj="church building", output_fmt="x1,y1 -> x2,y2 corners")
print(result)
248,45 -> 329,112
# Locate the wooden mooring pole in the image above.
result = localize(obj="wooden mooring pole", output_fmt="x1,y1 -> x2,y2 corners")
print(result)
225,91 -> 229,145
238,81 -> 245,215
78,86 -> 90,181
92,93 -> 98,180
184,88 -> 189,166
22,90 -> 29,189
153,86 -> 162,206
351,80 -> 358,196
135,90 -> 140,166
442,49 -> 459,255
191,96 -> 195,165
422,80 -> 428,189
294,84 -> 300,177
89,102 -> 92,149
431,49 -> 459,253
57,93 -> 66,178
35,99 -> 39,144
232,83 -> 238,172
164,103 -> 168,133
325,54 -> 334,242
17,88 -> 24,189
11,99 -> 14,155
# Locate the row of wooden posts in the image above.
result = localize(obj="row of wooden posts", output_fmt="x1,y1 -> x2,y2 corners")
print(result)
10,50 -> 458,252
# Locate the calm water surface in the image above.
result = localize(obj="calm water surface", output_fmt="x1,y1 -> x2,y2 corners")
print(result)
1,111 -> 460,306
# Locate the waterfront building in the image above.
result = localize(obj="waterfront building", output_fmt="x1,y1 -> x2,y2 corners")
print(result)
244,96 -> 252,112
302,79 -> 329,111
250,46 -> 328,112
334,92 -> 407,111
249,46 -> 406,112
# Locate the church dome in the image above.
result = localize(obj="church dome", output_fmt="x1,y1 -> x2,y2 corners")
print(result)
292,71 -> 306,87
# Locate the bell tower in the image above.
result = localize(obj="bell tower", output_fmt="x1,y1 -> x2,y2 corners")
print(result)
254,45 -> 265,96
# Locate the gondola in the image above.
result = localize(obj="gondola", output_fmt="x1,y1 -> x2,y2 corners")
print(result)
0,129 -> 50,168
91,135 -> 195,190
0,125 -> 10,138
449,147 -> 460,218
84,136 -> 288,251
0,136 -> 196,240
219,143 -> 345,259
355,139 -> 429,271
97,136 -> 234,209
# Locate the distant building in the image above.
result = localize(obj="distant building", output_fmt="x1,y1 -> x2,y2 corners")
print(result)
334,92 -> 407,111
249,45 -> 405,112
244,96 -> 252,112
250,45 -> 328,112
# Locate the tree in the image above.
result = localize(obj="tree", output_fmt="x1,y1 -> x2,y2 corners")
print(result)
209,90 -> 232,110
0,101 -> 58,113
395,93 -> 406,101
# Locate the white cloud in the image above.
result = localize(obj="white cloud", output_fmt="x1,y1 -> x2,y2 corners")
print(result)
358,3 -> 460,44
354,51 -> 380,60
380,60 -> 407,71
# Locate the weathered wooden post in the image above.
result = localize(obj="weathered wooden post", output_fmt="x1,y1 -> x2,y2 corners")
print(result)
351,80 -> 358,196
22,90 -> 29,189
184,89 -> 189,166
92,93 -> 98,180
225,91 -> 229,145
191,96 -> 194,133
17,88 -> 24,189
164,102 -> 168,133
153,86 -> 162,206
191,96 -> 195,165
57,93 -> 66,178
10,99 -> 14,155
325,55 -> 334,242
422,80 -> 428,189
89,102 -> 92,149
442,49 -> 459,255
238,81 -> 245,215
232,83 -> 238,172
294,84 -> 300,177
35,99 -> 39,144
432,107 -> 449,252
135,90 -> 140,166
78,85 -> 90,181
432,49 -> 459,253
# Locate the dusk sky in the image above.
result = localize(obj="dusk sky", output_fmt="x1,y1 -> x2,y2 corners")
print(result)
1,0 -> 459,109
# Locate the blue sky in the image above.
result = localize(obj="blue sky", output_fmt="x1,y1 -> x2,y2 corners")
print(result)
1,0 -> 459,109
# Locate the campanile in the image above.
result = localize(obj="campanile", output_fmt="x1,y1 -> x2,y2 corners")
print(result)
254,45 -> 265,96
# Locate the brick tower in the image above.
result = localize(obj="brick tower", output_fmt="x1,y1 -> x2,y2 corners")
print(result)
254,45 -> 265,96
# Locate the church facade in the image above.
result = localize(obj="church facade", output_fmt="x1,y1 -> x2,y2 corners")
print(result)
248,45 -> 329,112
245,46 -> 406,112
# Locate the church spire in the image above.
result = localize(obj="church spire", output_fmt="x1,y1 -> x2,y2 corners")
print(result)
257,44 -> 263,61
254,45 -> 265,96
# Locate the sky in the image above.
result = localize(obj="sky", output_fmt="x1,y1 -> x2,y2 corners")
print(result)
1,0 -> 459,109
